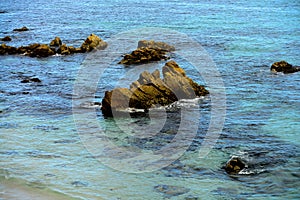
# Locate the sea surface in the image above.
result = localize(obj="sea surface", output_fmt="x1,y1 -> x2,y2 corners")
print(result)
0,0 -> 299,199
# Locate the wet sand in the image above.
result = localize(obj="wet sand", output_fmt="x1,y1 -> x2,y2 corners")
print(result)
0,178 -> 79,200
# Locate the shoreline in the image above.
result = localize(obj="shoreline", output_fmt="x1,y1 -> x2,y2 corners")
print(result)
0,176 -> 79,200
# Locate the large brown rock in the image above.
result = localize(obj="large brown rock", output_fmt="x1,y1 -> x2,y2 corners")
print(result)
101,88 -> 133,116
80,33 -> 107,52
101,60 -> 209,117
271,60 -> 300,73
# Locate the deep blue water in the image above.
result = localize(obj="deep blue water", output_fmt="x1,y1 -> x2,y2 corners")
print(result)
0,0 -> 299,199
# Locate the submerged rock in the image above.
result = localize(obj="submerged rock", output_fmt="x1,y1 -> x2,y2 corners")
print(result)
80,33 -> 107,52
21,77 -> 42,83
224,156 -> 246,175
137,40 -> 175,51
154,184 -> 190,198
101,60 -> 209,117
1,36 -> 12,41
13,26 -> 29,32
271,60 -> 300,74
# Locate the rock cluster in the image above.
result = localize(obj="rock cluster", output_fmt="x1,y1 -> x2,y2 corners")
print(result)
101,60 -> 209,117
271,60 -> 300,73
118,40 -> 175,65
0,33 -> 107,57
224,156 -> 246,175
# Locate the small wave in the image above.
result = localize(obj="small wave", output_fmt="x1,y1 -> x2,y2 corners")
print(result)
238,168 -> 266,175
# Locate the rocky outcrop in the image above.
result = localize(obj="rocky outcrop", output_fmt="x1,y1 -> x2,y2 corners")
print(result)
101,60 -> 209,117
13,26 -> 29,32
119,40 -> 175,65
80,33 -> 107,52
1,36 -> 12,41
224,156 -> 246,175
0,34 -> 106,57
271,60 -> 300,73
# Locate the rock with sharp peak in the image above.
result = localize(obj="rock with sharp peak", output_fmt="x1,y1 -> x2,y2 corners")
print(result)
101,60 -> 208,117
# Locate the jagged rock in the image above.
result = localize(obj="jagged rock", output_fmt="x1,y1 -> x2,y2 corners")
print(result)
224,156 -> 246,174
101,60 -> 209,117
29,44 -> 55,57
271,60 -> 300,74
138,40 -> 175,52
49,37 -> 62,47
0,44 -> 17,55
119,47 -> 169,65
1,36 -> 12,41
80,33 -> 107,52
13,26 -> 29,32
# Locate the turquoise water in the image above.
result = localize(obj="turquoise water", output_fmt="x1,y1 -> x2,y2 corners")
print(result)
1,0 -> 299,199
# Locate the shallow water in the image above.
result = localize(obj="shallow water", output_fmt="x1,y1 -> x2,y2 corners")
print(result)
1,0 -> 300,199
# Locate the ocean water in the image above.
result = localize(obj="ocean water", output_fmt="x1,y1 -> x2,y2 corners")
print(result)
1,0 -> 299,199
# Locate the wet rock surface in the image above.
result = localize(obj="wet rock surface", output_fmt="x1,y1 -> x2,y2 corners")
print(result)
119,40 -> 175,65
101,60 -> 209,117
271,60 -> 300,73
